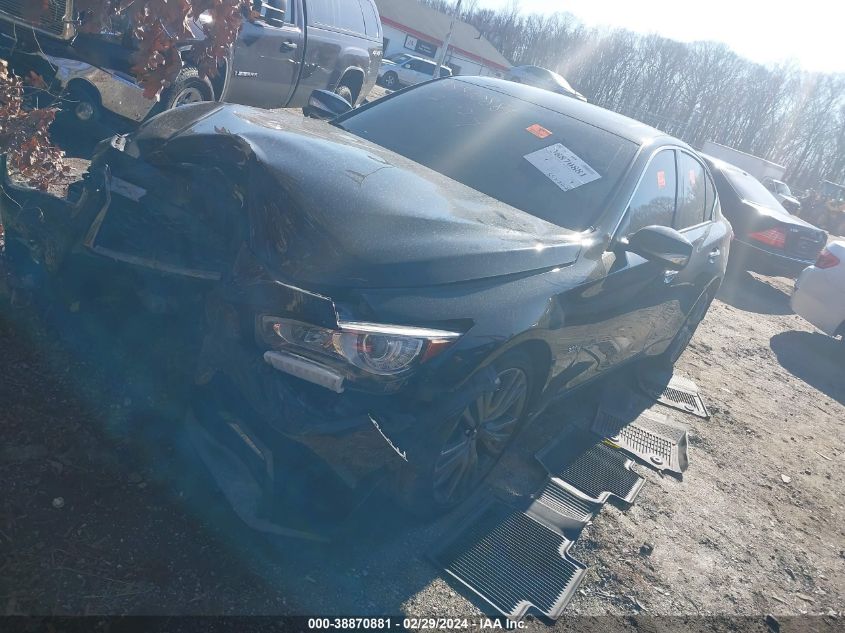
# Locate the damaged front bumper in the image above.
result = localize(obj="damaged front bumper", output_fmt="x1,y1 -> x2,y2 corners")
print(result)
194,327 -> 499,484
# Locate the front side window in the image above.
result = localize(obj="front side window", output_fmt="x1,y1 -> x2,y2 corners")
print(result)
619,149 -> 677,236
675,152 -> 707,229
359,0 -> 380,37
307,0 -> 365,34
336,79 -> 639,231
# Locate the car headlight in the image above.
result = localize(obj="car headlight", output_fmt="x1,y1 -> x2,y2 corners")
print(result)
257,317 -> 462,376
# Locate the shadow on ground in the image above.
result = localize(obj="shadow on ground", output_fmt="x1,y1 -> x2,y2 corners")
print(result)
716,269 -> 792,315
770,330 -> 845,405
0,296 -> 448,616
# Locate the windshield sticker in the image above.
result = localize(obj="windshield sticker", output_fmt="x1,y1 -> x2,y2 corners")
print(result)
523,143 -> 601,192
526,124 -> 553,139
657,170 -> 667,189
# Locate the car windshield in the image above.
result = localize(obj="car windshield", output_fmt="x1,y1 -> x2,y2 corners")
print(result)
727,169 -> 787,209
775,181 -> 791,196
335,79 -> 638,230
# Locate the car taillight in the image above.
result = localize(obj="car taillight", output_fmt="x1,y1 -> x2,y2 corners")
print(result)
749,227 -> 787,249
816,248 -> 840,269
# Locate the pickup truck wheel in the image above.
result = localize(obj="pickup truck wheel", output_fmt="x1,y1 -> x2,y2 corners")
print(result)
334,83 -> 354,104
382,71 -> 399,89
392,351 -> 534,517
163,67 -> 213,110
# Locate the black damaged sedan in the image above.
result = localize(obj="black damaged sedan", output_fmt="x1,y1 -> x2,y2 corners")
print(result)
0,77 -> 730,517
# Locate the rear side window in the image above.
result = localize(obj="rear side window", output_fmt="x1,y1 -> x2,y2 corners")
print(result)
675,152 -> 707,229
619,149 -> 677,236
308,0 -> 366,34
359,0 -> 380,38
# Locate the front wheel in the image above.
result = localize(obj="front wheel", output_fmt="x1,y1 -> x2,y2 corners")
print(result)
382,71 -> 399,90
393,351 -> 535,517
162,67 -> 213,110
656,287 -> 715,368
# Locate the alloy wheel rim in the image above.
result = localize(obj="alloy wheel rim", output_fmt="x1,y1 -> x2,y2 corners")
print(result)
432,367 -> 528,505
174,87 -> 204,107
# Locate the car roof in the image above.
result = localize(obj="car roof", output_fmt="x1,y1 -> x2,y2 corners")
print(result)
455,76 -> 679,147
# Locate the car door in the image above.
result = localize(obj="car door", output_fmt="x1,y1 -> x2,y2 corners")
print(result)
640,150 -> 727,353
561,148 -> 682,388
227,0 -> 305,109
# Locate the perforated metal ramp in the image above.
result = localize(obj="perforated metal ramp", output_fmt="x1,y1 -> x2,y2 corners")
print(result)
639,371 -> 709,418
431,498 -> 587,620
592,406 -> 689,475
536,430 -> 645,506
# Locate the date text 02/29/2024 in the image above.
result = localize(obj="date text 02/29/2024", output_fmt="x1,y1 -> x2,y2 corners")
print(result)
307,618 -> 527,629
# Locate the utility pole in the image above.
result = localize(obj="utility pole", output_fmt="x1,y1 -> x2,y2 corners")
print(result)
433,0 -> 462,79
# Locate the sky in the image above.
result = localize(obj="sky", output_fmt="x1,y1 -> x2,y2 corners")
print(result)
476,0 -> 845,73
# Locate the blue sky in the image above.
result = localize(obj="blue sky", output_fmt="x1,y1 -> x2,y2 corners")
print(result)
476,0 -> 845,73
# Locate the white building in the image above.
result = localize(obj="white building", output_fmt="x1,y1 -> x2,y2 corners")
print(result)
374,0 -> 511,77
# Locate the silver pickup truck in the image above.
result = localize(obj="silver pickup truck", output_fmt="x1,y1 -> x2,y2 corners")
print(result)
0,0 -> 383,125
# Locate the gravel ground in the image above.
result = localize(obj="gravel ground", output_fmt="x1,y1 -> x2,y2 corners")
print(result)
1,91 -> 843,630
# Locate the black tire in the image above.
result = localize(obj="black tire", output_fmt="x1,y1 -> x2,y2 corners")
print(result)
162,67 -> 213,110
392,350 -> 536,517
654,286 -> 715,368
334,82 -> 355,105
382,71 -> 399,90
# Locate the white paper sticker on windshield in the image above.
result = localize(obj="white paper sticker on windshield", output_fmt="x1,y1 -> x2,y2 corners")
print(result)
524,143 -> 600,192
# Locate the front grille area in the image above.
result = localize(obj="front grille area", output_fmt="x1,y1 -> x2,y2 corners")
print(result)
0,0 -> 69,37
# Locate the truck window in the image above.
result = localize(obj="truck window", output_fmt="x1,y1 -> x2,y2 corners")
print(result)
359,0 -> 380,38
308,0 -> 366,35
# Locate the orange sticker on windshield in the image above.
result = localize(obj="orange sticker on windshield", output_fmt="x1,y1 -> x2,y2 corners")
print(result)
526,124 -> 552,139
657,170 -> 666,189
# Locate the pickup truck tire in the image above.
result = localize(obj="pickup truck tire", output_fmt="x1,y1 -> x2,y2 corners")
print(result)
163,67 -> 214,110
382,71 -> 399,90
334,84 -> 354,105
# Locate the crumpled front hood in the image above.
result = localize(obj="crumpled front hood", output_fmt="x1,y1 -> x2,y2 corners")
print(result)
142,104 -> 583,289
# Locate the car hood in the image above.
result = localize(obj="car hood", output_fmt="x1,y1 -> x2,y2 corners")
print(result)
133,104 -> 583,289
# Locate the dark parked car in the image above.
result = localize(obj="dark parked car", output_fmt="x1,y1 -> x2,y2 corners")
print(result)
1,78 -> 729,519
505,65 -> 587,101
702,155 -> 826,277
0,0 -> 383,128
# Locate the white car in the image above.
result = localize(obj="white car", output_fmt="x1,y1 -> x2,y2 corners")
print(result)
378,56 -> 452,90
791,241 -> 845,338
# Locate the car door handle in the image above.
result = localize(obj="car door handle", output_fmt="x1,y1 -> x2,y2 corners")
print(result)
280,40 -> 298,52
664,270 -> 679,284
708,248 -> 720,263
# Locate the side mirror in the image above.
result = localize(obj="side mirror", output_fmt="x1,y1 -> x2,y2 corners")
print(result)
621,225 -> 693,270
302,89 -> 352,120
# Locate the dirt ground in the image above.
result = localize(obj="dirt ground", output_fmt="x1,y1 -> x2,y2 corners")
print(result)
1,99 -> 844,630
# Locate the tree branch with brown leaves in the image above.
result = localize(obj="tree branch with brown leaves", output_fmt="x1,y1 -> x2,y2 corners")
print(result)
0,0 -> 246,189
